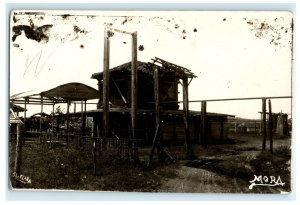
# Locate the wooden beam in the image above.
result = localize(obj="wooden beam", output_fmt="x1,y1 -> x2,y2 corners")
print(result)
131,31 -> 139,161
182,78 -> 194,159
201,101 -> 207,147
262,98 -> 267,150
148,68 -> 160,167
13,123 -> 21,187
147,124 -> 161,167
51,103 -> 54,148
81,100 -> 84,133
40,95 -> 43,132
268,99 -> 273,153
24,98 -> 27,126
66,99 -> 70,132
103,29 -> 110,139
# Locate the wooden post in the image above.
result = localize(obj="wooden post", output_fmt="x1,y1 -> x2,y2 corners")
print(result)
201,101 -> 207,148
234,118 -> 237,133
40,95 -> 43,132
39,96 -> 43,143
24,98 -> 27,126
148,68 -> 160,166
103,29 -> 110,140
262,98 -> 267,150
84,100 -> 87,133
182,78 -> 194,159
74,103 -> 76,113
131,31 -> 139,161
13,123 -> 21,187
66,99 -> 70,132
51,103 -> 54,148
268,99 -> 273,153
81,100 -> 84,133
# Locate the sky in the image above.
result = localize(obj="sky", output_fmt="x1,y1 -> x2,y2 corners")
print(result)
9,11 -> 293,119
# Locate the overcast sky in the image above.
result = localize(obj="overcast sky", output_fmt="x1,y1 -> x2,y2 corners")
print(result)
10,11 -> 293,119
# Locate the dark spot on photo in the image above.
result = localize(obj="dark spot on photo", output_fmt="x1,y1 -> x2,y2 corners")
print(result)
138,45 -> 144,51
193,28 -> 197,32
13,43 -> 20,48
12,24 -> 53,43
80,44 -> 84,48
62,14 -> 71,19
13,16 -> 18,23
175,24 -> 179,29
107,31 -> 114,37
123,42 -> 127,44
223,18 -> 226,21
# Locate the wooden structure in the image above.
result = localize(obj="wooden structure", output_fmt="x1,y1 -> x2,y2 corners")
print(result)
91,57 -> 232,161
10,82 -> 100,146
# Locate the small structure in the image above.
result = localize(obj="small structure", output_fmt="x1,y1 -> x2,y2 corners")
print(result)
10,82 -> 101,145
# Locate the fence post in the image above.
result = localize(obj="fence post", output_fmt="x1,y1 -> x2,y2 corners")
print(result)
201,101 -> 207,148
262,98 -> 267,150
268,99 -> 273,153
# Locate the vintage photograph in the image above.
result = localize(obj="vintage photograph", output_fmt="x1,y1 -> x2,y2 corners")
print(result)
9,10 -> 293,193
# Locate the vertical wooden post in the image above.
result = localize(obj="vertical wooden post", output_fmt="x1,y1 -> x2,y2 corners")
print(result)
148,68 -> 160,166
40,96 -> 43,132
51,103 -> 54,147
254,121 -> 257,134
74,103 -> 76,113
234,118 -> 237,133
84,100 -> 87,132
81,100 -> 84,133
66,99 -> 70,132
262,98 -> 267,150
131,31 -> 138,161
103,29 -> 110,140
268,99 -> 273,153
182,78 -> 194,159
24,98 -> 27,126
201,101 -> 207,148
13,123 -> 21,187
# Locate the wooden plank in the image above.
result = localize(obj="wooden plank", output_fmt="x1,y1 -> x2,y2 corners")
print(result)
269,99 -> 273,153
103,29 -> 110,139
262,98 -> 267,150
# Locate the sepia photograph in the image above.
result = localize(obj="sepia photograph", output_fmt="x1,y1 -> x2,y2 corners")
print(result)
9,10 -> 293,193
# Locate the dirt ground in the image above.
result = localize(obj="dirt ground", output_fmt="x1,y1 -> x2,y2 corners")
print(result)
9,133 -> 291,193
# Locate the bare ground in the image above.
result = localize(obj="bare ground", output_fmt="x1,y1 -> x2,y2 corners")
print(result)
9,133 -> 291,193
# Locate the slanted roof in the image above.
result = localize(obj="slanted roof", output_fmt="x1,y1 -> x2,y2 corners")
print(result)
11,82 -> 100,105
41,82 -> 100,101
91,57 -> 197,80
10,102 -> 27,112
